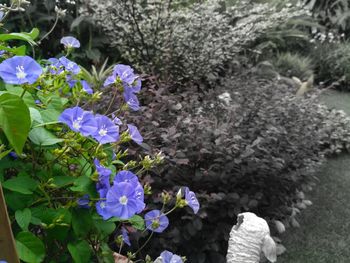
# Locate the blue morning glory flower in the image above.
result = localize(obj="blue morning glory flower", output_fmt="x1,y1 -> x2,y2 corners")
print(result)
103,64 -> 138,88
158,251 -> 183,263
184,187 -> 200,214
47,58 -> 63,75
125,78 -> 141,94
113,170 -> 139,185
96,200 -> 112,220
123,90 -> 140,111
121,227 -> 131,246
8,152 -> 18,159
77,194 -> 90,209
105,182 -> 145,220
127,124 -> 143,145
60,36 -> 81,49
59,106 -> 98,136
66,75 -> 77,88
145,210 -> 169,233
0,50 -> 5,57
0,260 -> 8,263
113,64 -> 137,85
113,170 -> 145,212
0,56 -> 42,84
81,80 -> 93,94
111,114 -> 122,125
59,57 -> 80,75
94,158 -> 111,198
92,115 -> 119,144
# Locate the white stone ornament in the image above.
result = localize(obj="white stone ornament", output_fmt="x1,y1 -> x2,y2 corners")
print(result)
226,212 -> 277,263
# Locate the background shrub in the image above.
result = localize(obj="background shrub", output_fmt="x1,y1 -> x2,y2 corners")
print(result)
272,52 -> 314,80
82,0 -> 308,84
103,70 -> 350,262
311,41 -> 350,89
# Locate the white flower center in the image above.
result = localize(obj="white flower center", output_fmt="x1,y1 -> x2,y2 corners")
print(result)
98,127 -> 107,137
67,62 -> 75,69
72,116 -> 83,130
119,195 -> 128,205
16,65 -> 27,79
100,202 -> 106,208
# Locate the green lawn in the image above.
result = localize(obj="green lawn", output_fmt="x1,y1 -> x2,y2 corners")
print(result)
278,90 -> 350,263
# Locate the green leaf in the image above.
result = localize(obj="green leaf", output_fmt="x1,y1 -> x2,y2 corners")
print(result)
29,127 -> 63,146
29,107 -> 44,127
0,148 -> 12,160
15,208 -> 32,231
70,175 -> 92,192
4,85 -> 36,107
2,176 -> 38,194
51,176 -> 75,188
68,241 -> 91,263
94,219 -> 116,238
128,215 -> 145,230
0,45 -> 26,55
72,209 -> 93,238
40,109 -> 61,123
16,231 -> 45,263
0,28 -> 40,46
0,93 -> 31,154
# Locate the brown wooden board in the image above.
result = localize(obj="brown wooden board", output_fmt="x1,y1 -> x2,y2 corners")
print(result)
0,183 -> 20,262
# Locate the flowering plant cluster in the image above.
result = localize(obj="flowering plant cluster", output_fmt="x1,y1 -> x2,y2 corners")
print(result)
0,14 -> 199,262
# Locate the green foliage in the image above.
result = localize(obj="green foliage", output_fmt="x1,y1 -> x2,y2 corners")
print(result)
0,7 -> 192,262
272,52 -> 314,80
5,0 -> 110,66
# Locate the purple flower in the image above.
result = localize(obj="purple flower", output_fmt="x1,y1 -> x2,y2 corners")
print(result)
121,227 -> 131,246
66,75 -> 77,88
158,251 -> 183,263
96,200 -> 112,220
0,50 -> 5,57
127,124 -> 143,145
112,114 -> 122,125
103,64 -> 138,88
8,152 -> 18,159
59,57 -> 80,75
0,260 -> 8,263
78,194 -> 90,209
114,64 -> 137,85
47,58 -> 63,75
123,90 -> 140,111
94,158 -> 111,198
92,115 -> 119,144
105,182 -> 145,220
0,56 -> 42,84
35,99 -> 41,105
114,170 -> 139,185
60,36 -> 80,49
81,80 -> 93,94
125,78 -> 141,94
184,187 -> 200,214
114,170 -> 145,212
145,210 -> 169,233
59,106 -> 98,136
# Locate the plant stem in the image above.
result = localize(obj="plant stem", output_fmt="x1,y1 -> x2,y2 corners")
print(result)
134,232 -> 153,257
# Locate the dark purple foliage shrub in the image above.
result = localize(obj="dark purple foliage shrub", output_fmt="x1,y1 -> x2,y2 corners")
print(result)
99,70 -> 350,262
